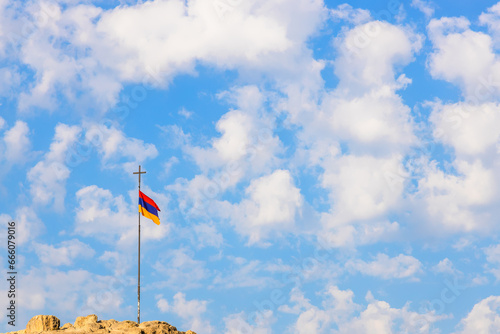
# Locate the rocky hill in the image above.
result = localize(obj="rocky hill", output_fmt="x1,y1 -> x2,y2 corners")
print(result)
1,315 -> 197,334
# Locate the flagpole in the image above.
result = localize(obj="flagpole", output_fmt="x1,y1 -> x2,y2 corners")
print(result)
138,176 -> 140,325
133,165 -> 146,324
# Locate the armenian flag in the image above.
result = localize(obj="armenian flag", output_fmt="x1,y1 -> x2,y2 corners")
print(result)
138,190 -> 160,225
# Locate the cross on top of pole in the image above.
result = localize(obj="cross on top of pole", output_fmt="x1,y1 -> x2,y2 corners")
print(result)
133,165 -> 146,189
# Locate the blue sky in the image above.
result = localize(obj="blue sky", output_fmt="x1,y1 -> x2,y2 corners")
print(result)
2,0 -> 500,333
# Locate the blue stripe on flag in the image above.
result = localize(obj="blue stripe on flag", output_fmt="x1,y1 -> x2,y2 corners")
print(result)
139,197 -> 159,217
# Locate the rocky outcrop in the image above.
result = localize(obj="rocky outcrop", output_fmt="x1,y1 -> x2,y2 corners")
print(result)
73,315 -> 102,333
26,315 -> 60,333
1,315 -> 196,334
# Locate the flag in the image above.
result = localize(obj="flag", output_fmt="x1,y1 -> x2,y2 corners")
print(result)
138,190 -> 160,225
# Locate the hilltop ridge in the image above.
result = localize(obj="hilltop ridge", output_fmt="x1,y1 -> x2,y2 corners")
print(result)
1,315 -> 196,334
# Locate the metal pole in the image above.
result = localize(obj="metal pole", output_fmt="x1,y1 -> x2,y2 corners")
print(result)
138,179 -> 140,325
133,165 -> 146,324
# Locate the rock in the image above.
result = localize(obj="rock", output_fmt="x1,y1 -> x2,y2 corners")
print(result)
25,315 -> 60,333
98,320 -> 117,329
109,320 -> 138,330
1,315 -> 195,334
74,315 -> 97,328
60,323 -> 73,330
4,331 -> 24,334
139,321 -> 178,334
73,315 -> 102,332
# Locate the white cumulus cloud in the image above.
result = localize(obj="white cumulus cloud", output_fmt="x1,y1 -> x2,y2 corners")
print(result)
346,253 -> 423,280
2,120 -> 30,164
454,296 -> 500,334
411,0 -> 435,18
281,286 -> 445,334
14,0 -> 325,111
27,123 -> 80,210
416,159 -> 496,232
33,239 -> 95,266
156,292 -> 213,333
427,16 -> 500,101
228,169 -> 303,246
430,102 -> 500,157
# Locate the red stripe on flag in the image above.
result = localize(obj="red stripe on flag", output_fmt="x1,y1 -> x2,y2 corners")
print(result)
139,190 -> 160,211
